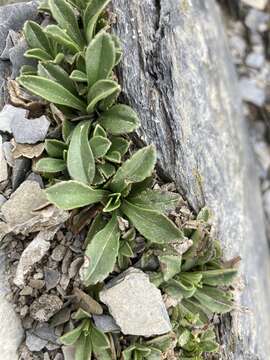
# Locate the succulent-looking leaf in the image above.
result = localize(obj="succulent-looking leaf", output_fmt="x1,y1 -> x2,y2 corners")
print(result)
24,20 -> 52,54
86,32 -> 115,87
48,0 -> 84,47
99,86 -> 121,111
99,104 -> 140,135
129,189 -> 180,213
45,24 -> 81,53
93,124 -> 107,138
159,255 -> 182,281
45,180 -> 109,210
35,158 -> 66,173
87,80 -> 120,113
103,193 -> 121,212
85,214 -> 107,247
24,48 -> 53,61
163,278 -> 197,299
90,136 -> 111,158
73,308 -> 92,320
98,162 -> 115,179
91,326 -> 110,350
75,333 -> 93,360
20,65 -> 37,75
121,200 -> 184,244
60,320 -> 86,345
62,119 -> 76,143
105,151 -> 121,164
83,214 -> 120,285
194,286 -> 234,314
18,75 -> 86,111
109,137 -> 130,156
197,268 -> 238,286
83,0 -> 111,41
38,62 -> 77,95
45,139 -> 67,158
110,145 -> 156,193
180,298 -> 212,325
67,121 -> 95,184
70,70 -> 88,82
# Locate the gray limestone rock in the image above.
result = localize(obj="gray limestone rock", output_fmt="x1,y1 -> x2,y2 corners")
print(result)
26,331 -> 48,352
93,314 -> 120,333
100,268 -> 171,337
12,115 -> 50,144
0,104 -> 27,134
0,180 -> 68,240
110,0 -> 270,357
12,157 -> 31,190
239,77 -> 266,106
13,230 -> 54,287
0,251 -> 23,359
30,294 -> 63,322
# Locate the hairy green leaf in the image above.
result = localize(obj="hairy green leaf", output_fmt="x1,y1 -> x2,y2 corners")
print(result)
35,158 -> 66,173
38,62 -> 77,94
99,86 -> 121,111
45,139 -> 67,158
83,214 -> 120,285
60,320 -> 86,345
86,32 -> 115,87
18,75 -> 86,111
85,214 -> 107,247
24,48 -> 52,61
90,136 -> 111,158
24,20 -> 52,54
98,162 -> 115,179
91,326 -> 110,350
67,121 -> 95,184
46,180 -> 109,210
48,0 -> 84,47
62,119 -> 76,143
75,333 -> 93,360
99,104 -> 140,135
198,268 -> 238,286
109,137 -> 130,156
159,255 -> 182,281
129,189 -> 180,213
110,145 -> 156,193
70,70 -> 88,82
45,24 -> 81,53
83,0 -> 111,41
93,124 -> 107,137
194,286 -> 234,314
105,151 -> 121,164
121,200 -> 184,244
87,80 -> 120,113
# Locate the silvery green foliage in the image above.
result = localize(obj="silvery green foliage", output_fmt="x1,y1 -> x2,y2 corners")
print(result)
17,0 -> 238,359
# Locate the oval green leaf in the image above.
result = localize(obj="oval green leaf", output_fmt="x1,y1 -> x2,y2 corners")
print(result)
87,80 -> 120,113
35,158 -> 66,173
121,200 -> 184,244
67,121 -> 95,184
98,104 -> 140,135
46,180 -> 109,210
18,75 -> 86,112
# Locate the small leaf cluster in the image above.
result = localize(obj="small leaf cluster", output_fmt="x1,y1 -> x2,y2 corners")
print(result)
17,0 -> 238,359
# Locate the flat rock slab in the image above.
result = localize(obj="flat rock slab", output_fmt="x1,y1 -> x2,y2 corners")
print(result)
0,180 -> 68,240
12,115 -> 50,144
100,268 -> 171,337
0,104 -> 28,134
14,230 -> 55,287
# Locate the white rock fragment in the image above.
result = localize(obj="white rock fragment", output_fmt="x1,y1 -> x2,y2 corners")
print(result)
241,0 -> 268,10
0,252 -> 23,359
0,104 -> 28,134
14,230 -> 54,287
0,180 -> 68,240
100,268 -> 172,337
0,136 -> 8,182
12,115 -> 50,144
239,77 -> 265,107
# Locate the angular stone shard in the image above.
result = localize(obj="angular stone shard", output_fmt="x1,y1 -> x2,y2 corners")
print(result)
12,115 -> 50,144
14,230 -> 55,287
0,104 -> 28,134
100,268 -> 172,337
0,180 -> 68,240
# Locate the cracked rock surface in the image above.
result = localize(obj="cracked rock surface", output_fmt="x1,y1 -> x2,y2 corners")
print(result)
100,268 -> 172,337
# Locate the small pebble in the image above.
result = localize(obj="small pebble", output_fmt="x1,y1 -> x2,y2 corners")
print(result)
52,245 -> 67,262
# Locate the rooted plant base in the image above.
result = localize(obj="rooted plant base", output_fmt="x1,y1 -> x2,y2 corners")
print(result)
0,0 -> 239,359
